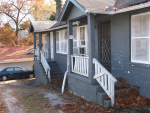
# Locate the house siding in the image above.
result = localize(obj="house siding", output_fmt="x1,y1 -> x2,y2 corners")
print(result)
95,8 -> 150,98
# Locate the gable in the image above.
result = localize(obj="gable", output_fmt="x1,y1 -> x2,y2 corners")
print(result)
58,0 -> 86,23
67,5 -> 86,21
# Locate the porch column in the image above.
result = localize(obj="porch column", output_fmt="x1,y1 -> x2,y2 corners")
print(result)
38,32 -> 43,63
33,32 -> 36,60
87,13 -> 96,84
67,21 -> 73,73
47,32 -> 51,61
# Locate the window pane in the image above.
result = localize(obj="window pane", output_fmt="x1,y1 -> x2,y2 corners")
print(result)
15,67 -> 23,71
73,28 -> 77,40
6,68 -> 14,71
64,41 -> 67,53
73,48 -> 78,54
81,41 -> 85,45
73,41 -> 77,47
80,27 -> 85,40
61,41 -> 64,53
56,32 -> 59,41
132,38 -> 149,61
142,14 -> 149,37
132,14 -> 149,37
64,30 -> 68,40
56,42 -> 59,53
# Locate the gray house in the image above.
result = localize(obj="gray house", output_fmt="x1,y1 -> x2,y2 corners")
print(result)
29,0 -> 150,107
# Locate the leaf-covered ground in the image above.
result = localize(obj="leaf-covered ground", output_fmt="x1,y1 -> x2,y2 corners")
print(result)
0,78 -> 150,113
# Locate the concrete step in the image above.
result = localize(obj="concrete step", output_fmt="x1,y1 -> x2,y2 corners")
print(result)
51,71 -> 63,75
48,61 -> 57,63
51,68 -> 61,72
51,78 -> 63,82
96,88 -> 131,107
51,75 -> 64,79
103,88 -> 131,108
115,82 -> 123,86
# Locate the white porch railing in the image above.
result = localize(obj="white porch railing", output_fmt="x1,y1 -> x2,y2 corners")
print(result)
93,58 -> 117,106
40,51 -> 51,82
35,49 -> 39,60
71,55 -> 89,77
42,49 -> 49,59
35,49 -> 48,59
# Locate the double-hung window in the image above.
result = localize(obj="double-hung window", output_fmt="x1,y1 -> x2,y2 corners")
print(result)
131,12 -> 150,64
56,30 -> 68,54
73,25 -> 88,56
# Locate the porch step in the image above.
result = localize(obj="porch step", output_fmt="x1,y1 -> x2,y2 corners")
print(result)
48,61 -> 64,82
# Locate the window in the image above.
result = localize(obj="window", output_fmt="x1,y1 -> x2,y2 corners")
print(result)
73,28 -> 78,54
80,27 -> 85,46
131,12 -> 150,64
56,25 -> 89,56
15,67 -> 23,71
6,68 -> 14,72
56,30 -> 68,54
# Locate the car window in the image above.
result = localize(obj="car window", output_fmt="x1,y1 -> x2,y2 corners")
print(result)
6,68 -> 14,72
15,67 -> 23,72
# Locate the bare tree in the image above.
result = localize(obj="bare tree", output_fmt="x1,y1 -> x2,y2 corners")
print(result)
0,0 -> 30,36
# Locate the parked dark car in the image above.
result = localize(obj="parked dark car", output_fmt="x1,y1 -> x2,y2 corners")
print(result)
0,67 -> 34,81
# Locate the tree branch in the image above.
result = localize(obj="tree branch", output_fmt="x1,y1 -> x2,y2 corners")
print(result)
4,12 -> 16,24
18,12 -> 29,24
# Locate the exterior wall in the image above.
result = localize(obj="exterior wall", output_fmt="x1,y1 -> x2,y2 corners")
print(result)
53,31 -> 68,74
67,5 -> 85,21
95,8 -> 150,98
0,60 -> 34,71
34,61 -> 48,85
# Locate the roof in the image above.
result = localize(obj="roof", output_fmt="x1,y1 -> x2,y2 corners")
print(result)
59,0 -> 150,22
75,0 -> 115,11
115,0 -> 149,8
29,21 -> 57,33
0,45 -> 34,62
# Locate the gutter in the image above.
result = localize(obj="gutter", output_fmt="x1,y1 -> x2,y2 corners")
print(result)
86,2 -> 150,15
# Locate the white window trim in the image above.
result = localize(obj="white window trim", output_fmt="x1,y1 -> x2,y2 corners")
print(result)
131,12 -> 150,64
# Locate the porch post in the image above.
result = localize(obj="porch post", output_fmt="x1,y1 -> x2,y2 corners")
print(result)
87,13 -> 96,84
67,21 -> 73,73
33,32 -> 36,60
38,32 -> 43,63
47,32 -> 51,61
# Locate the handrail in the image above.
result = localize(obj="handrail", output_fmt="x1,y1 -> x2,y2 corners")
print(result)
40,51 -> 51,82
93,58 -> 117,106
93,58 -> 117,82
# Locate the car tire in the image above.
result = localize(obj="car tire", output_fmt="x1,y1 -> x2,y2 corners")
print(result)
29,74 -> 34,78
2,76 -> 7,81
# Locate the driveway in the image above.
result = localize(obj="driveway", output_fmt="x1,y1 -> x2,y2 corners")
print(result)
0,79 -> 149,113
0,79 -> 65,113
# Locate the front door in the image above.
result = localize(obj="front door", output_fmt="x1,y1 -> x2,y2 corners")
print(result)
99,21 -> 111,72
50,32 -> 54,59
